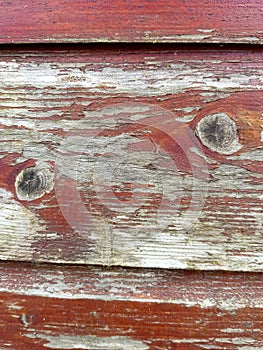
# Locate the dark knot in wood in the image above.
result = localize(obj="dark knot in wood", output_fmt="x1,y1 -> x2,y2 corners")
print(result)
196,113 -> 242,155
15,162 -> 54,201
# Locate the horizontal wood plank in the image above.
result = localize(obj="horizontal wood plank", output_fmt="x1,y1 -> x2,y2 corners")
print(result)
0,0 -> 262,44
0,262 -> 262,349
0,47 -> 262,271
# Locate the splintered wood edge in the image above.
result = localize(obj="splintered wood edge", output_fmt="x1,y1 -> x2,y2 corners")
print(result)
0,263 -> 262,349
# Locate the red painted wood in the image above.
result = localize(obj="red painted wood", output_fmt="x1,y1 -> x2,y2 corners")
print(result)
0,262 -> 263,349
0,47 -> 262,270
0,0 -> 262,44
0,2 -> 262,345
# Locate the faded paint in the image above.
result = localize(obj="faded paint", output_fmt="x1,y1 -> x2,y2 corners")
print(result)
0,50 -> 262,271
0,0 -> 262,44
0,264 -> 262,349
0,196 -> 42,260
0,265 -> 262,313
0,61 -> 262,97
25,334 -> 149,350
238,347 -> 263,350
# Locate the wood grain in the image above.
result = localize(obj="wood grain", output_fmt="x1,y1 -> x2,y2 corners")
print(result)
0,47 -> 262,271
0,0 -> 262,44
0,262 -> 262,349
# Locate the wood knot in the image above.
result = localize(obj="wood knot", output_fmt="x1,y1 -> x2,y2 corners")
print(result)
15,162 -> 54,201
196,113 -> 243,155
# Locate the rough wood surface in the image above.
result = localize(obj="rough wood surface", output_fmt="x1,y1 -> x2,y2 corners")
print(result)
0,47 -> 262,271
0,0 -> 262,44
0,262 -> 262,349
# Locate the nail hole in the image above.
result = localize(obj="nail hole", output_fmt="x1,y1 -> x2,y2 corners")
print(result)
196,113 -> 243,155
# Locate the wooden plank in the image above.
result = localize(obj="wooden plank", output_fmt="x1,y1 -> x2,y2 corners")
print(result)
0,262 -> 262,349
0,47 -> 262,271
0,0 -> 262,44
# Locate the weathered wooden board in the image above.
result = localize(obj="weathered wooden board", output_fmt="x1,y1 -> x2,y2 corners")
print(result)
0,47 -> 262,271
0,0 -> 262,44
0,262 -> 262,349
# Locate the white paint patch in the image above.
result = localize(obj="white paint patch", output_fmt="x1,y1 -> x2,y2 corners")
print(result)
0,118 -> 36,129
238,347 -> 263,350
0,61 -> 262,96
157,34 -> 212,41
198,346 -> 223,349
221,328 -> 244,334
25,334 -> 149,350
230,148 -> 263,161
214,338 -> 256,345
0,188 -> 13,199
0,195 -> 43,260
198,29 -> 215,33
7,302 -> 24,311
